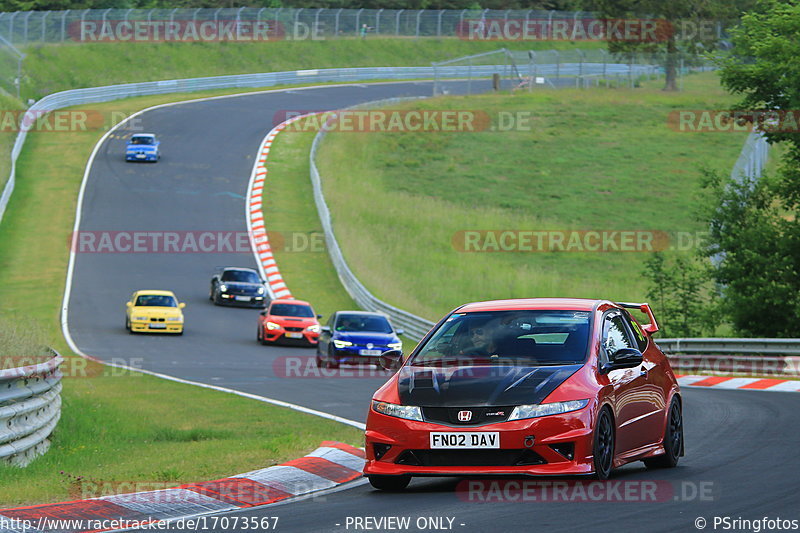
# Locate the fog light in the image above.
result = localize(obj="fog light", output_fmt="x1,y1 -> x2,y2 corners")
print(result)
373,443 -> 391,460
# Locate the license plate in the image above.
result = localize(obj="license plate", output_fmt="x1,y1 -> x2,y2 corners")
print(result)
359,349 -> 382,356
285,332 -> 303,339
234,295 -> 251,302
430,432 -> 500,449
148,323 -> 167,329
136,154 -> 146,158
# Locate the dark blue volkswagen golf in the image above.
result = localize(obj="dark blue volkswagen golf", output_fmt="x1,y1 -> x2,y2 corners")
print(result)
316,311 -> 403,368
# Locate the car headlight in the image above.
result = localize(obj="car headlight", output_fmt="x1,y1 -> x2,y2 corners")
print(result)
166,317 -> 182,322
388,342 -> 402,350
133,316 -> 148,321
257,286 -> 265,294
372,401 -> 423,421
507,399 -> 589,421
333,339 -> 353,349
307,324 -> 320,333
266,321 -> 281,330
219,284 -> 228,292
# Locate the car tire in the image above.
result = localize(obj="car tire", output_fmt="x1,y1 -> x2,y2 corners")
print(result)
209,284 -> 214,301
644,398 -> 683,469
258,326 -> 268,346
125,317 -> 133,334
327,345 -> 339,369
368,475 -> 411,492
592,407 -> 615,480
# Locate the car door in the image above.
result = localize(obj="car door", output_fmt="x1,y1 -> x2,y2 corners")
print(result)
601,311 -> 653,454
318,312 -> 336,354
622,311 -> 669,447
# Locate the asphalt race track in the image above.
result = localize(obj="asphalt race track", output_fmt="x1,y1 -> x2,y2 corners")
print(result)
66,82 -> 800,532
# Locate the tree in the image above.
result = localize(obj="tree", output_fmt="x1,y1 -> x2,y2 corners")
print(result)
718,0 -> 800,207
584,0 -> 755,90
642,252 -> 717,337
699,170 -> 800,337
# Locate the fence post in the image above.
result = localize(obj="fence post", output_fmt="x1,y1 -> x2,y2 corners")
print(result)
355,8 -> 364,36
314,8 -> 322,36
41,12 -> 48,42
23,11 -> 32,45
375,9 -> 383,35
396,10 -> 403,36
334,8 -> 342,36
437,10 -> 444,37
415,9 -> 423,38
61,10 -> 69,42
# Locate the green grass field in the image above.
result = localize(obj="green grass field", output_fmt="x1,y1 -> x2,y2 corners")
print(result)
315,72 -> 748,323
0,90 -> 363,507
21,38 -> 596,100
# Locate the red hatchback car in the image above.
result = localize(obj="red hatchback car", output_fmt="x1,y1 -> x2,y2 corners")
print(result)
364,298 -> 683,491
257,299 -> 321,346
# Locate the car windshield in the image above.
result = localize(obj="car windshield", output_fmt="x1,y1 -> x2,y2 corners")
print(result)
410,309 -> 591,367
135,295 -> 177,307
336,314 -> 393,333
271,303 -> 314,318
130,136 -> 155,145
221,270 -> 260,283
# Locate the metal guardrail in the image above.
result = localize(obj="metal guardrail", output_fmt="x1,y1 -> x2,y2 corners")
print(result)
309,98 -> 438,342
0,350 -> 63,466
0,57 -> 644,227
657,338 -> 800,356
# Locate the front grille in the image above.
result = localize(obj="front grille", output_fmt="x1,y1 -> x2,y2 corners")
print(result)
149,318 -> 165,322
285,327 -> 304,332
422,406 -> 513,427
396,449 -> 546,467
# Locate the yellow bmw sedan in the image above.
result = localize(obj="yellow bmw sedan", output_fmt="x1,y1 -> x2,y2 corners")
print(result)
125,290 -> 186,335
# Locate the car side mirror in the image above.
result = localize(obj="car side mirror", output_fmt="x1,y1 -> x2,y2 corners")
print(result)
179,302 -> 186,309
126,301 -> 132,307
317,314 -> 323,319
396,329 -> 405,336
321,326 -> 331,333
606,347 -> 643,371
259,310 -> 267,316
379,349 -> 403,371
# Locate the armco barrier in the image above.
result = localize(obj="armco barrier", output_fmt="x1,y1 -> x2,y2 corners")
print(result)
0,351 -> 63,466
0,59 -> 642,228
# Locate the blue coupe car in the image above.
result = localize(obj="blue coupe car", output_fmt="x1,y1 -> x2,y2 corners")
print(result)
316,311 -> 403,368
126,133 -> 160,162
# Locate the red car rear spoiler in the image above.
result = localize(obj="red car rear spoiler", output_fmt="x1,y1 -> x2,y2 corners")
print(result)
616,302 -> 659,335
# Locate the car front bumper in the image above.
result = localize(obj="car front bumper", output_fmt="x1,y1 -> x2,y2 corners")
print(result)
218,293 -> 266,307
364,405 -> 595,477
130,320 -> 183,333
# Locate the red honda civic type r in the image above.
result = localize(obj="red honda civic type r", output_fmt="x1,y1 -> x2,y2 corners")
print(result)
364,298 -> 683,491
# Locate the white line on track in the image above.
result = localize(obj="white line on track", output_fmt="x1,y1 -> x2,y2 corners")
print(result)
59,85 -> 380,432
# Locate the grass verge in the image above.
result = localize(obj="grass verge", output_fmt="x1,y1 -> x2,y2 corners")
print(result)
262,120 -> 417,349
0,87 -> 364,507
22,38 -> 598,100
315,72 -> 748,322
